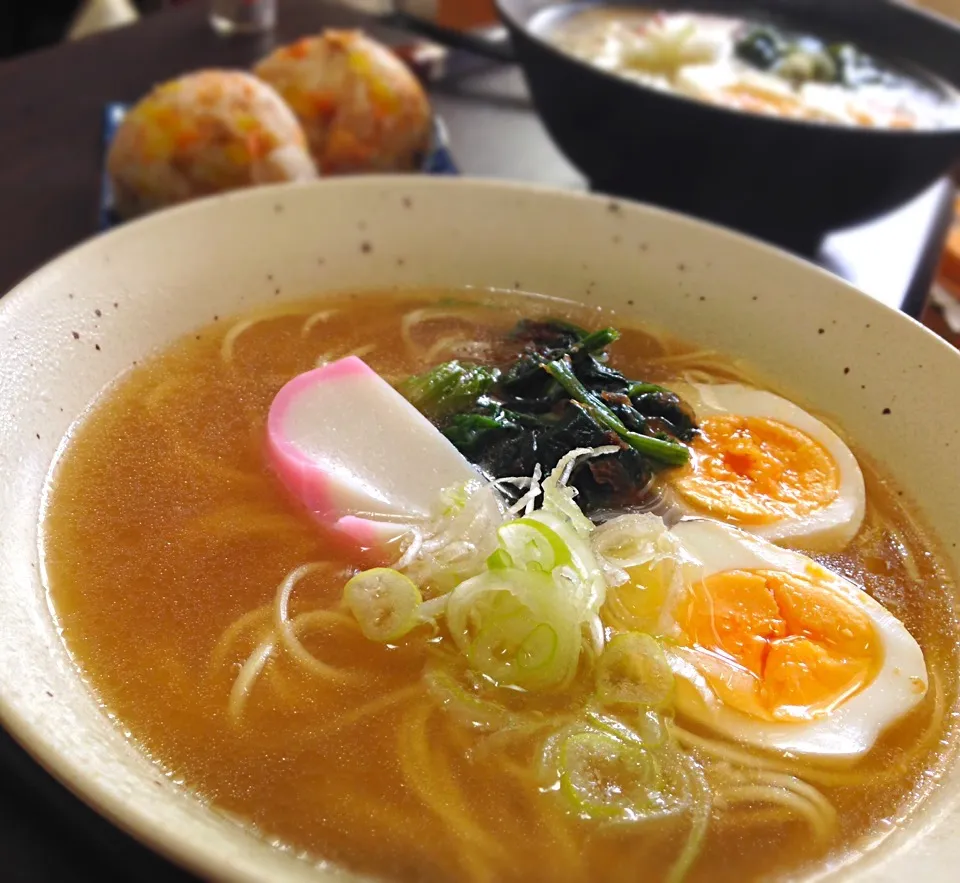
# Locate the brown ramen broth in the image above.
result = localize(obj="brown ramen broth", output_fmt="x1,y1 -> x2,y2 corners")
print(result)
42,290 -> 960,883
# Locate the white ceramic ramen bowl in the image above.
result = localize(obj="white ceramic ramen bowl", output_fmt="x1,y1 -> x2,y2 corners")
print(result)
1,177 -> 959,883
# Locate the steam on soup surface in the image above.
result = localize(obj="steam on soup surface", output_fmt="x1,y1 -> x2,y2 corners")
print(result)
42,290 -> 959,883
545,7 -> 960,130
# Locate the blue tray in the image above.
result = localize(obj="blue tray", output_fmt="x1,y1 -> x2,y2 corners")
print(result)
100,102 -> 459,230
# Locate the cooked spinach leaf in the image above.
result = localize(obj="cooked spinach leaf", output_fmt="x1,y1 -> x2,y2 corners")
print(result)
398,360 -> 499,420
734,25 -> 901,90
399,319 -> 699,516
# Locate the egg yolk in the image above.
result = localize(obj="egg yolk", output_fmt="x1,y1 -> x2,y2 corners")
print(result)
678,567 -> 878,721
674,415 -> 840,524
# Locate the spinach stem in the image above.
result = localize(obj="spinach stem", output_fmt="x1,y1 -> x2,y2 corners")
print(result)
627,381 -> 667,397
577,327 -> 620,354
544,359 -> 689,466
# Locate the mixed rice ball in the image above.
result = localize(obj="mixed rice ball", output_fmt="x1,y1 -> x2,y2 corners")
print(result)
107,70 -> 317,219
107,31 -> 433,219
254,30 -> 432,174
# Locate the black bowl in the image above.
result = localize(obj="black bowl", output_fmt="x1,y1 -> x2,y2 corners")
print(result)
496,0 -> 960,252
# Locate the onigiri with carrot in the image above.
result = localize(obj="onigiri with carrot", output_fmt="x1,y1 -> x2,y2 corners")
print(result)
107,69 -> 318,219
254,30 -> 432,174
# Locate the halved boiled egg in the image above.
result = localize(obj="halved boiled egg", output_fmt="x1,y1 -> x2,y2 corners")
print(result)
667,383 -> 865,552
662,519 -> 927,762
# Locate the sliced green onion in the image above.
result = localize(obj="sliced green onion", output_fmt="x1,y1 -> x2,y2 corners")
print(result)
446,568 -> 582,692
492,517 -> 570,573
487,506 -> 607,620
518,622 -> 560,671
343,567 -> 422,642
557,729 -> 661,820
586,708 -> 669,751
527,509 -> 607,613
544,359 -> 689,466
667,755 -> 711,883
423,666 -> 513,731
597,632 -> 675,709
591,513 -> 677,574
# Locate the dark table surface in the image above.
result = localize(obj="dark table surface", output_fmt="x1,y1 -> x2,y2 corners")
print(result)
0,1 -> 957,880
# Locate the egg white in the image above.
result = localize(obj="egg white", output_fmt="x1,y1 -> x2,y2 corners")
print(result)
664,519 -> 928,763
670,383 -> 866,553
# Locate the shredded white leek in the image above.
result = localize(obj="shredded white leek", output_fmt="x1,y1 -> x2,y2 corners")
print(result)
507,463 -> 542,516
396,480 -> 506,594
540,446 -> 619,537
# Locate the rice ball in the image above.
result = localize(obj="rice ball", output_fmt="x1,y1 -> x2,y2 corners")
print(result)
253,30 -> 432,174
107,70 -> 318,219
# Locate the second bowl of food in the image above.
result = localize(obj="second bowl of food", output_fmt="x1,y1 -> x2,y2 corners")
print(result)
3,177 -> 960,883
497,0 -> 960,251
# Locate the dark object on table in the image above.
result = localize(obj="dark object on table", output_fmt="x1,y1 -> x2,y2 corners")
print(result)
0,1 -> 84,58
393,39 -> 452,83
388,9 -> 516,62
496,0 -> 960,253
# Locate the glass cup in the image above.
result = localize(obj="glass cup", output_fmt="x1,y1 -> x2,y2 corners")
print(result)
210,0 -> 277,35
